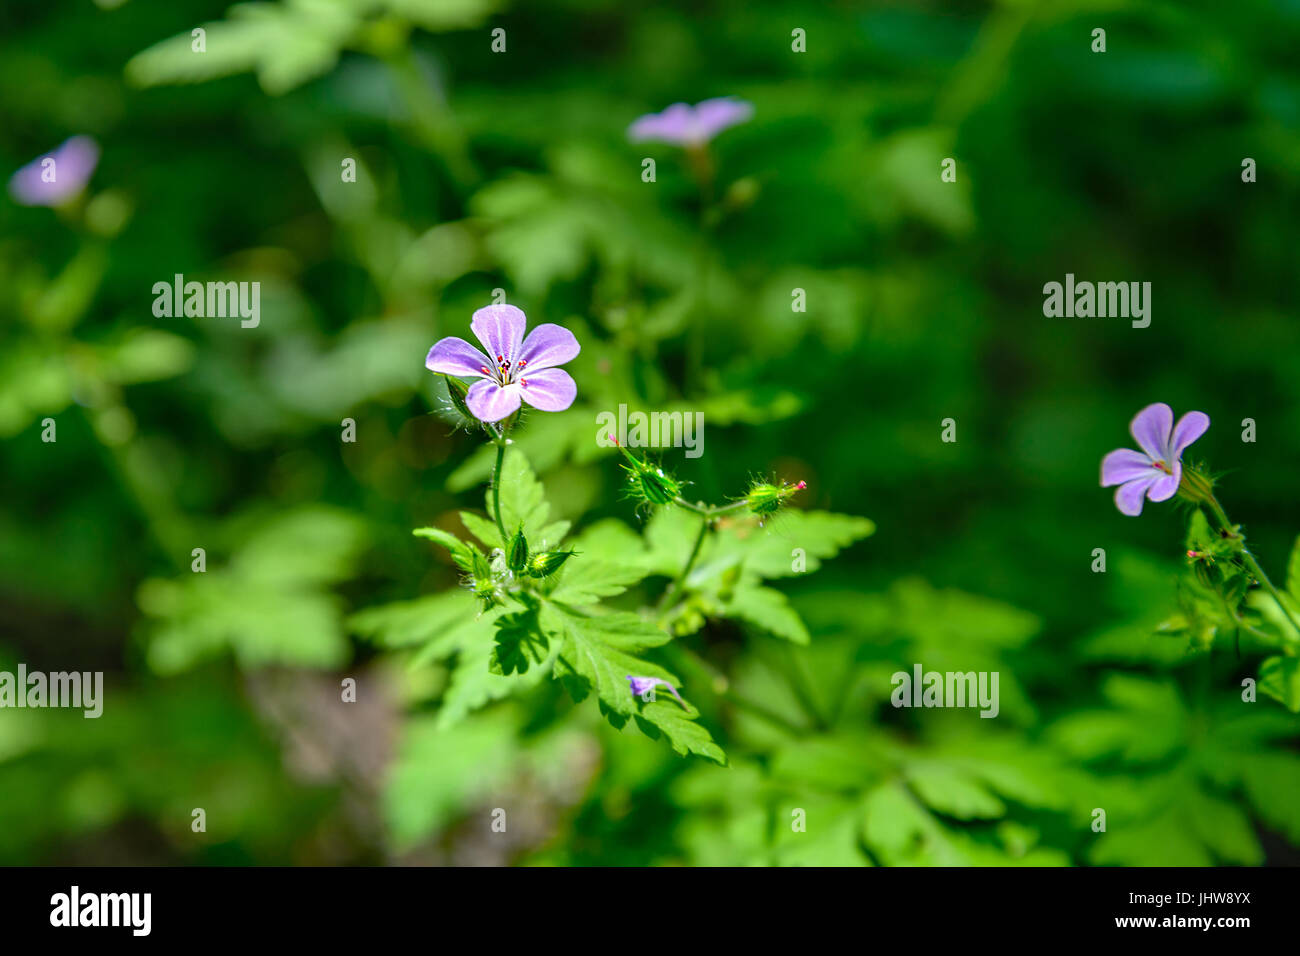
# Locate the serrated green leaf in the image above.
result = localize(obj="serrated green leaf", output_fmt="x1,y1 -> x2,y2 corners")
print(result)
719,510 -> 875,579
725,585 -> 811,644
349,589 -> 477,651
493,447 -> 551,540
634,701 -> 726,765
549,561 -> 649,605
459,511 -> 502,550
491,608 -> 550,675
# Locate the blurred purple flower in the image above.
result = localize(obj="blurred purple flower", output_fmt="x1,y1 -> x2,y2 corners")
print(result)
426,305 -> 579,423
628,97 -> 753,147
627,675 -> 687,709
8,136 -> 99,207
1101,403 -> 1210,516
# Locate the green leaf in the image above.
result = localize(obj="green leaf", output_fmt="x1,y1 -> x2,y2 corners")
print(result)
905,764 -> 1005,820
1258,656 -> 1300,712
139,508 -> 366,674
459,511 -> 503,550
1287,535 -> 1300,602
493,447 -> 552,541
126,1 -> 360,97
546,605 -> 671,721
543,603 -> 722,760
349,590 -> 477,652
548,561 -> 649,605
413,526 -> 475,571
725,585 -> 811,644
438,627 -> 555,731
385,710 -> 518,850
491,608 -> 550,676
715,510 -> 875,579
634,701 -> 726,765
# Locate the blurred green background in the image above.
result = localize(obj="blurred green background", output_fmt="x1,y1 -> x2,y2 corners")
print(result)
2,0 -> 1299,865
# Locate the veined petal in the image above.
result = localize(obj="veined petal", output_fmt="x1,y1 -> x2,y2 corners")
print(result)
425,336 -> 491,378
470,305 -> 526,365
466,380 -> 522,423
517,323 -> 580,372
1115,475 -> 1158,516
1101,448 -> 1154,487
1147,461 -> 1181,502
1171,411 -> 1210,458
1130,403 -> 1174,461
518,367 -> 576,412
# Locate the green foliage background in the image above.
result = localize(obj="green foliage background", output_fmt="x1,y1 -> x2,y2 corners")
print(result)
1,0 -> 1298,865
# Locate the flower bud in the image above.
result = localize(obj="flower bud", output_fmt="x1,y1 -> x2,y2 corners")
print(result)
506,525 -> 529,573
613,439 -> 682,505
471,577 -> 502,611
746,479 -> 806,518
526,549 -> 576,578
442,375 -> 474,423
1176,464 -> 1214,506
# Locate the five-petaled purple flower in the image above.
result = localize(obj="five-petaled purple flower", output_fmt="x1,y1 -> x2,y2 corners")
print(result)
426,305 -> 579,423
8,136 -> 100,207
627,675 -> 687,709
1101,403 -> 1210,516
627,97 -> 753,147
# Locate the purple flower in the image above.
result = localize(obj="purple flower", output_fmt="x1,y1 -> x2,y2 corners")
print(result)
1101,403 -> 1210,516
628,97 -> 753,147
8,136 -> 99,207
425,305 -> 579,423
627,675 -> 687,709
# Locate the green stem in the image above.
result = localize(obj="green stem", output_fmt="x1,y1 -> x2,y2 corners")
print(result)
658,515 -> 709,613
672,496 -> 749,518
491,437 -> 508,545
1205,494 -> 1300,638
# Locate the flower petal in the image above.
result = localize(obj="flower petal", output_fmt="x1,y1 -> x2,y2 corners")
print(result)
9,135 -> 99,207
470,305 -> 526,365
1147,461 -> 1181,503
425,336 -> 491,378
690,97 -> 753,141
1101,448 -> 1154,487
518,367 -> 576,412
466,380 -> 522,423
516,323 -> 580,372
1115,475 -> 1157,516
628,103 -> 693,144
1171,411 -> 1210,458
1129,403 -> 1174,461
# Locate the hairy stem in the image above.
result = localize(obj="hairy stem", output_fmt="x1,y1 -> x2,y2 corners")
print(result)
672,496 -> 749,518
491,437 -> 508,545
1205,494 -> 1300,638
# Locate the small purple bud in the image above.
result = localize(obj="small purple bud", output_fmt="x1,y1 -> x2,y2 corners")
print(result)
626,675 -> 688,709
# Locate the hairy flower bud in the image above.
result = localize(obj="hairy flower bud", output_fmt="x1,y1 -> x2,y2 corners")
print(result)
441,375 -> 475,423
1176,462 -> 1214,506
526,549 -> 576,578
472,577 -> 502,611
746,479 -> 806,517
506,525 -> 529,573
613,439 -> 683,506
